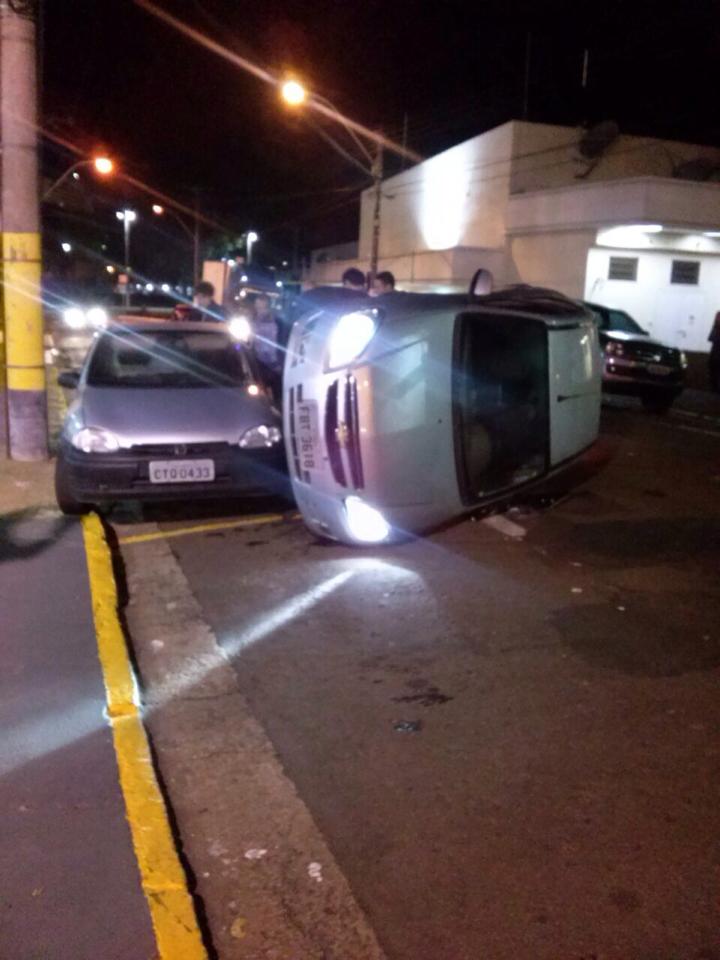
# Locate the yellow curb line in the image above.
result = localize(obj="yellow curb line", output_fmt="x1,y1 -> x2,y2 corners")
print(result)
81,513 -> 208,960
119,511 -> 298,545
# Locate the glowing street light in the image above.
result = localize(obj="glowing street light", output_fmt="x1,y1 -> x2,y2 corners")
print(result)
246,230 -> 258,265
93,155 -> 114,176
43,154 -> 115,200
280,79 -> 307,107
152,203 -> 164,215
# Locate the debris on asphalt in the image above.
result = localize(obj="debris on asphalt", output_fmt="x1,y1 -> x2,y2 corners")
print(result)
571,587 -> 583,594
230,916 -> 248,939
393,720 -> 423,733
393,686 -> 453,707
244,848 -> 268,860
308,862 -> 323,883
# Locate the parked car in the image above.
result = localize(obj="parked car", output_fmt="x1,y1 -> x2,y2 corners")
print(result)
283,285 -> 602,546
55,318 -> 287,514
583,301 -> 687,412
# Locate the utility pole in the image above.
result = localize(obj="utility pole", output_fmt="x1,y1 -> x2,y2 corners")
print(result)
193,189 -> 200,287
369,140 -> 384,281
1,0 -> 47,460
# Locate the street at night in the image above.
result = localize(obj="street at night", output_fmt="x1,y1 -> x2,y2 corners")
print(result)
3,1 -> 720,958
107,395 -> 720,959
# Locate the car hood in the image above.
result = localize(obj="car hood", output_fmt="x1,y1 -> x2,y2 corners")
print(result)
77,385 -> 278,447
602,330 -> 668,349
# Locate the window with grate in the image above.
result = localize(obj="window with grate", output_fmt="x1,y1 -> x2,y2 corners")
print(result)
670,260 -> 700,285
608,256 -> 638,281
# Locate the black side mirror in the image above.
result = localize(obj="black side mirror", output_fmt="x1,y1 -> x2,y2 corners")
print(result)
58,370 -> 80,389
469,268 -> 494,298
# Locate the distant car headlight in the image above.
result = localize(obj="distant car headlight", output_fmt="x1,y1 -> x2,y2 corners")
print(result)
70,427 -> 120,453
605,340 -> 624,357
679,350 -> 688,368
229,315 -> 252,342
239,424 -> 282,448
63,307 -> 86,329
344,496 -> 390,544
86,306 -> 109,328
327,311 -> 377,369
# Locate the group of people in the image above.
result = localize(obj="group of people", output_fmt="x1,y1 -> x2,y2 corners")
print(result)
341,267 -> 396,296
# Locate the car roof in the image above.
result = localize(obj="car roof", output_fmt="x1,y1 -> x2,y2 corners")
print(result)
295,285 -> 594,327
106,316 -> 231,335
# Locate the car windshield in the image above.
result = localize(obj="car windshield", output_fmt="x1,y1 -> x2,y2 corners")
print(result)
591,306 -> 646,335
87,328 -> 252,388
454,312 -> 549,500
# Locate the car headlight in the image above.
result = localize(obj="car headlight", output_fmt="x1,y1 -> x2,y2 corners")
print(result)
344,496 -> 390,544
86,306 -> 109,329
239,425 -> 282,448
679,350 -> 688,368
63,307 -> 86,329
327,311 -> 377,369
229,315 -> 252,342
70,427 -> 120,453
605,341 -> 624,357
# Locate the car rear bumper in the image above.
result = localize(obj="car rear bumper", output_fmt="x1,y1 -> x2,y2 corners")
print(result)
59,442 -> 288,501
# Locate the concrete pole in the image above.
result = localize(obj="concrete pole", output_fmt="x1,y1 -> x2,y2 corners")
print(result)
193,190 -> 200,287
369,140 -> 384,282
1,0 -> 47,460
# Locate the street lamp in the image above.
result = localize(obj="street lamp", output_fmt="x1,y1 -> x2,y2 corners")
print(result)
280,79 -> 383,279
152,202 -> 201,285
43,155 -> 114,201
246,230 -> 258,265
116,209 -> 137,307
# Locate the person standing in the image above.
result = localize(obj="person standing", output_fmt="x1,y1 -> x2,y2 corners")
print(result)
370,270 -> 396,296
193,281 -> 225,321
709,311 -> 720,392
251,294 -> 283,400
341,267 -> 366,292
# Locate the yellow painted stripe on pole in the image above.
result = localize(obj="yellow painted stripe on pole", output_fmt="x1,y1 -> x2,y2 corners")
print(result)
2,231 -> 42,260
119,511 -> 296,545
81,514 -> 208,960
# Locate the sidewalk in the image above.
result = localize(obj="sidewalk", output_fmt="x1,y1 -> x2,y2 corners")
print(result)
0,460 -> 157,959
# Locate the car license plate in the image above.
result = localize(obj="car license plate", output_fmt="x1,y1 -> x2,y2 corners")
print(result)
149,459 -> 215,483
647,363 -> 672,376
296,400 -> 319,472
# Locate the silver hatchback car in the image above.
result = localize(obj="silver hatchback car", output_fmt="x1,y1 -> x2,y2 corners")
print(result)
55,318 -> 287,513
283,286 -> 601,545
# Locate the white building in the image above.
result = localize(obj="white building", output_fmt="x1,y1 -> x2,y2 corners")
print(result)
307,120 -> 720,352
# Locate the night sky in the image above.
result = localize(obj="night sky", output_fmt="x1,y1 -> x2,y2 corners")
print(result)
42,0 -> 720,272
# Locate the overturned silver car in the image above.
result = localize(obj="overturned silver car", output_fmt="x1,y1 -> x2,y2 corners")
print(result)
283,285 -> 602,545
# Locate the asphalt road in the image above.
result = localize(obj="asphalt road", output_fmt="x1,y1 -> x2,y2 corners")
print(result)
108,396 -> 720,960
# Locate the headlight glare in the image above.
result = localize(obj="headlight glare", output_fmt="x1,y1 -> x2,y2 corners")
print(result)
344,496 -> 390,544
327,312 -> 377,368
229,315 -> 252,342
86,306 -> 109,328
239,424 -> 282,448
70,427 -> 120,453
63,307 -> 86,329
605,340 -> 624,357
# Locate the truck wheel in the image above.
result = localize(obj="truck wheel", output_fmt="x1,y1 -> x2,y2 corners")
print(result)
55,457 -> 91,515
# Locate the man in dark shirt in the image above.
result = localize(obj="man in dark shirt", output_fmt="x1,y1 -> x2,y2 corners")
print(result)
193,281 -> 225,321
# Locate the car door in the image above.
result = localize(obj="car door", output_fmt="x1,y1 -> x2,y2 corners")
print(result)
547,319 -> 601,466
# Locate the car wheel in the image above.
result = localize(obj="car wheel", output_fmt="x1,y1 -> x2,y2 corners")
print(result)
641,393 -> 675,414
54,456 -> 91,515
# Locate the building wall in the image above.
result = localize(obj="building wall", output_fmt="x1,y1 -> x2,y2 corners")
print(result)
585,247 -> 720,352
509,231 -> 597,299
358,122 -> 515,259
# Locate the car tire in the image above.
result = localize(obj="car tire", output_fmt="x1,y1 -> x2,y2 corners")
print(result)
641,393 -> 675,414
55,456 -> 91,515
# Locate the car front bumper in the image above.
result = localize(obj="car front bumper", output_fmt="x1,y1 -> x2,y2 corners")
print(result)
59,442 -> 288,501
603,360 -> 684,395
